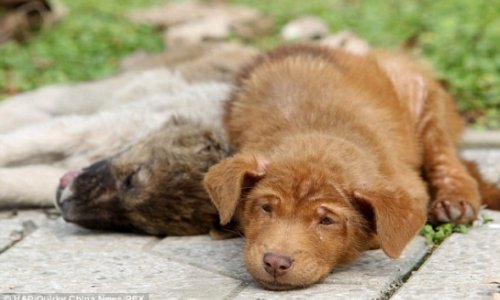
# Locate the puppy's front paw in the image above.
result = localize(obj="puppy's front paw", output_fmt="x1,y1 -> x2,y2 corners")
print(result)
429,199 -> 476,225
427,170 -> 481,225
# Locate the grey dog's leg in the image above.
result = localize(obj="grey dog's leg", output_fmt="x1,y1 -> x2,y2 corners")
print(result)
0,165 -> 65,208
0,111 -> 156,167
0,116 -> 82,167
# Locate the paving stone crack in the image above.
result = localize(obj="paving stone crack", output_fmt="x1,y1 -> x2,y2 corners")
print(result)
380,244 -> 438,299
146,248 -> 246,281
0,219 -> 38,255
141,236 -> 162,251
222,282 -> 250,300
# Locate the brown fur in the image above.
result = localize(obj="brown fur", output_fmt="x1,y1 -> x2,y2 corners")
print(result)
203,44 -> 491,289
463,160 -> 500,210
56,118 -> 230,235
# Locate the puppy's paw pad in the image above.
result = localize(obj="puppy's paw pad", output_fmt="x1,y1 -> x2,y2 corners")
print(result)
429,199 -> 476,225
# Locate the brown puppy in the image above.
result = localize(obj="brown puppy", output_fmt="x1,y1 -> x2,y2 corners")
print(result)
204,44 -> 482,289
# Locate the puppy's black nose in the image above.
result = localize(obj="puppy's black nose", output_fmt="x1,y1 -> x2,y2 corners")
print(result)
263,252 -> 293,277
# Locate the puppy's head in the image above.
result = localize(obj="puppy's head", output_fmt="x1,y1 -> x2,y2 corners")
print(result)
56,118 -> 229,235
204,151 -> 425,290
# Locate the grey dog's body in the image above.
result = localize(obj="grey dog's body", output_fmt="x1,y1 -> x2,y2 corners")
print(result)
0,69 -> 231,209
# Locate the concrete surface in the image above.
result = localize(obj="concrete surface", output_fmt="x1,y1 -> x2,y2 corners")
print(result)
0,214 -> 430,299
462,148 -> 500,183
0,145 -> 498,299
392,210 -> 500,300
462,130 -> 500,148
0,209 -> 498,299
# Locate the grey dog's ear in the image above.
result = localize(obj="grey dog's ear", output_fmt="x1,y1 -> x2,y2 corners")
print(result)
203,153 -> 268,225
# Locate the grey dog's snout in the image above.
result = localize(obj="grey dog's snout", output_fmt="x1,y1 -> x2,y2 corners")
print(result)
55,170 -> 80,213
59,170 -> 81,190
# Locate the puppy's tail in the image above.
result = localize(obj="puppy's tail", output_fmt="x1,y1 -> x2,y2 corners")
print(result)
463,159 -> 500,210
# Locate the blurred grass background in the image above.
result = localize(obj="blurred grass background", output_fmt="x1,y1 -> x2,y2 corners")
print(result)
0,0 -> 165,96
1,0 -> 499,127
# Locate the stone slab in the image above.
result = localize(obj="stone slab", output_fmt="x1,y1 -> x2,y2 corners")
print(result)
0,210 -> 50,254
1,208 -> 497,299
152,234 -> 430,299
0,219 -> 242,299
462,149 -> 500,183
392,209 -> 500,300
462,130 -> 500,148
150,235 -> 250,281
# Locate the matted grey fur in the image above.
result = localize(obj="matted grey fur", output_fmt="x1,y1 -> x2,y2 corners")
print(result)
0,69 -> 232,209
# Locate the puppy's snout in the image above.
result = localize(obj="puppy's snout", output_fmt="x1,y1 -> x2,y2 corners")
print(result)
56,170 -> 81,211
263,252 -> 294,277
59,170 -> 81,189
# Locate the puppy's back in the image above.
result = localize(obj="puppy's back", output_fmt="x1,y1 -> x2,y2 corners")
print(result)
224,44 -> 416,158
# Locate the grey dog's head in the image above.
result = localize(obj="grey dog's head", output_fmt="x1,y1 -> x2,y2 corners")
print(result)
55,118 -> 230,235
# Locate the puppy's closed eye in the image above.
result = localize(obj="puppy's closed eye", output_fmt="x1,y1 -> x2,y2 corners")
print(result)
122,171 -> 136,191
121,165 -> 147,192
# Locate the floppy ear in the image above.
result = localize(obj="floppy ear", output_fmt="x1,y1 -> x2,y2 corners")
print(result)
203,153 -> 268,225
352,187 -> 426,258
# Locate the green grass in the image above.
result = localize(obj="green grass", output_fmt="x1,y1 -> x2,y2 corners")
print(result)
233,0 -> 500,128
420,223 -> 471,246
1,0 -> 499,127
0,0 -> 165,98
420,213 -> 493,246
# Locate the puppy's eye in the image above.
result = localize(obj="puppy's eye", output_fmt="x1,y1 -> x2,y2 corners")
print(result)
122,166 -> 142,191
319,216 -> 335,226
122,172 -> 135,191
261,203 -> 272,213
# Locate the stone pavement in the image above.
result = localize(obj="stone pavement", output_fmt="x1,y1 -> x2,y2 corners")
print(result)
0,147 -> 499,300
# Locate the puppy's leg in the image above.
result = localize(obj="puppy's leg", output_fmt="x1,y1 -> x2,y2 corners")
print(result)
378,53 -> 480,224
0,110 -> 163,167
0,116 -> 85,167
0,165 -> 65,208
420,87 -> 480,224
